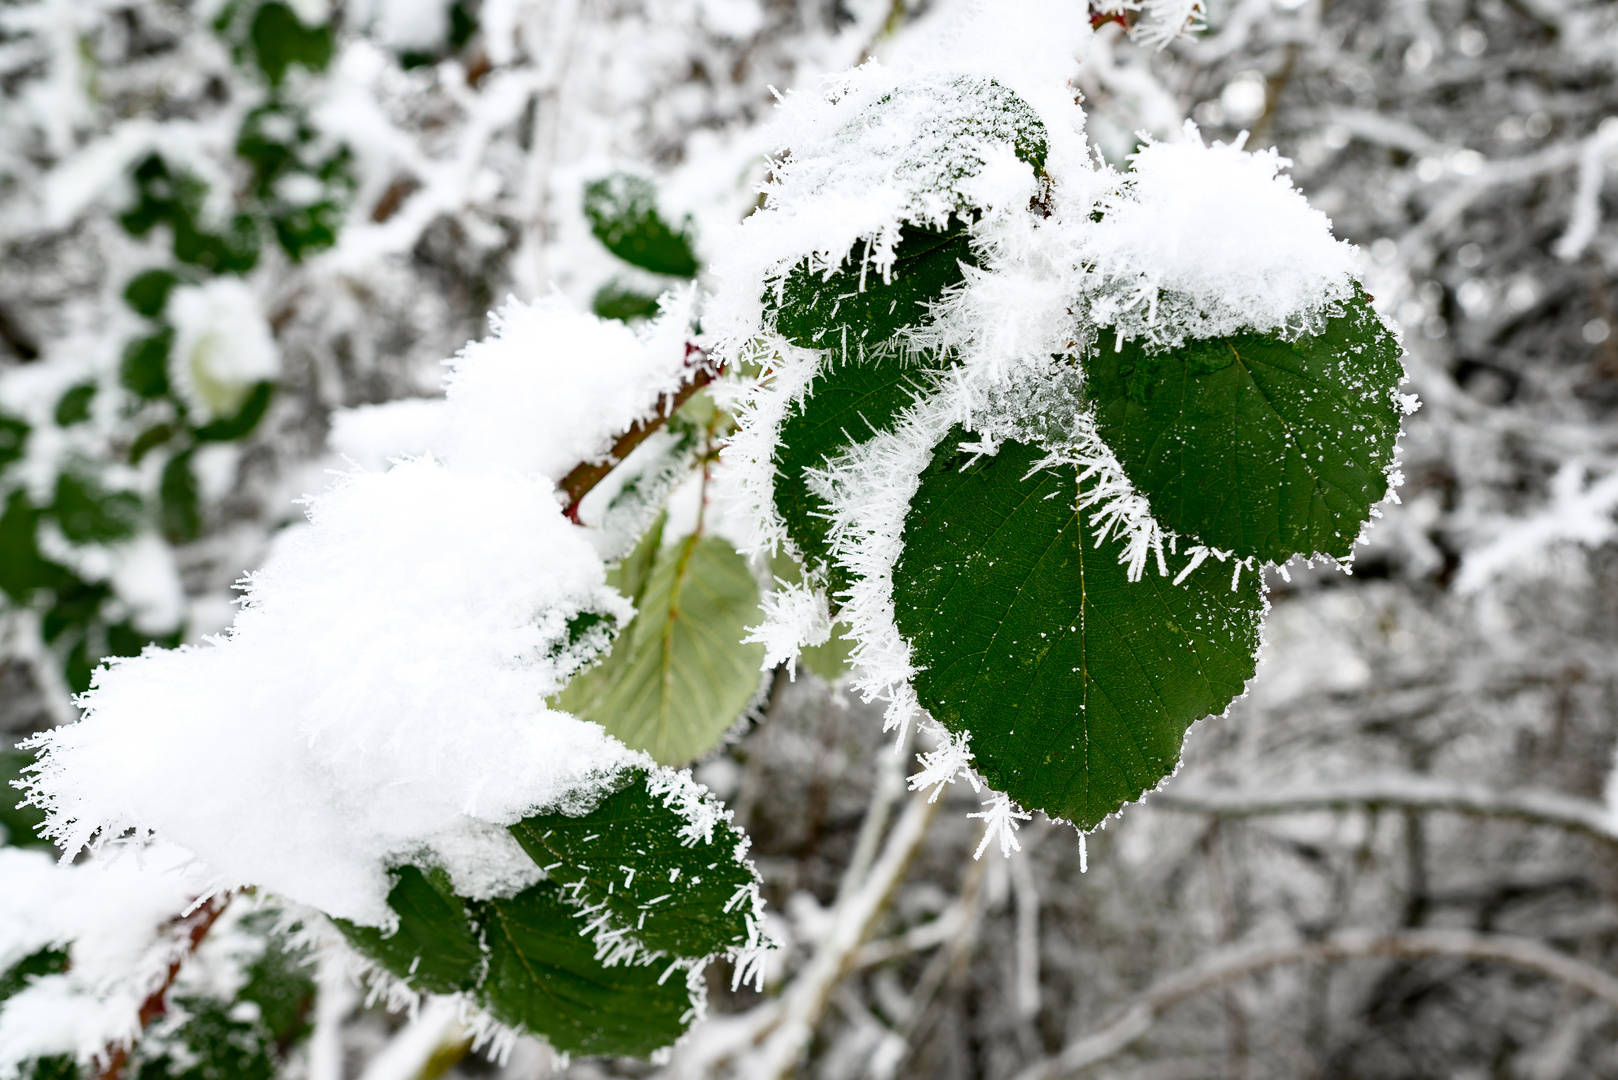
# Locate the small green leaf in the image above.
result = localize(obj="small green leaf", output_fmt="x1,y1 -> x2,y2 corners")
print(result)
248,2 -> 333,85
121,329 -> 173,399
591,281 -> 665,323
335,866 -> 484,995
508,769 -> 757,959
772,355 -> 942,593
892,429 -> 1263,828
160,452 -> 202,543
0,414 -> 29,471
0,947 -> 68,1002
0,492 -> 75,603
583,174 -> 699,278
770,218 -> 976,354
556,534 -> 763,766
51,473 -> 142,545
1,749 -> 51,850
123,270 -> 180,318
1083,292 -> 1405,563
53,385 -> 96,428
193,382 -> 274,442
480,882 -> 690,1058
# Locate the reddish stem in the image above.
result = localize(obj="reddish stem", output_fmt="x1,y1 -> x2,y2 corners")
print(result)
97,894 -> 232,1080
559,344 -> 719,523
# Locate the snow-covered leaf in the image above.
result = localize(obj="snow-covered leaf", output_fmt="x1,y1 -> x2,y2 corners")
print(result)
583,174 -> 699,279
556,534 -> 763,766
335,866 -> 483,995
480,883 -> 690,1058
891,430 -> 1263,828
1084,292 -> 1404,563
508,767 -> 759,959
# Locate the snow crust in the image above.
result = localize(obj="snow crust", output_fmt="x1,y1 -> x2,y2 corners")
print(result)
25,294 -> 706,927
0,844 -> 209,1077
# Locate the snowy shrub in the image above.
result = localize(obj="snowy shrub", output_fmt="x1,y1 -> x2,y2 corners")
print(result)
0,0 -> 1422,1073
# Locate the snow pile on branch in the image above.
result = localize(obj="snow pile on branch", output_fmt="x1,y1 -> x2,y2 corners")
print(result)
24,295 -> 700,927
0,844 -> 208,1076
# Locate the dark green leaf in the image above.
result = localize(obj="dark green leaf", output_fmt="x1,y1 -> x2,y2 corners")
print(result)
892,429 -> 1263,827
54,385 -> 96,428
193,382 -> 274,442
336,866 -> 484,994
1083,292 -> 1405,563
591,281 -> 665,323
25,1057 -> 79,1080
124,270 -> 181,318
122,329 -> 173,399
481,882 -> 691,1058
0,414 -> 29,472
51,473 -> 142,545
555,534 -> 763,766
0,947 -> 68,1002
249,2 -> 333,85
130,424 -> 178,465
583,174 -> 699,278
770,218 -> 976,354
508,769 -> 758,960
160,452 -> 202,543
0,749 -> 51,850
773,355 -> 943,593
0,492 -> 75,603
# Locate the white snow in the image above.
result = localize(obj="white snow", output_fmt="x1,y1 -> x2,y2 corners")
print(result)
0,844 -> 210,1078
168,278 -> 281,423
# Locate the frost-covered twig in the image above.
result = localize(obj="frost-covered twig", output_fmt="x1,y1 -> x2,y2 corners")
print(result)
558,345 -> 716,521
1012,929 -> 1618,1080
744,789 -> 941,1080
96,893 -> 231,1080
1154,775 -> 1618,849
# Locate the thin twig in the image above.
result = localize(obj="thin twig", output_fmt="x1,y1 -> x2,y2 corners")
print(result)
558,344 -> 717,522
97,893 -> 232,1080
1153,775 -> 1618,849
1012,928 -> 1618,1080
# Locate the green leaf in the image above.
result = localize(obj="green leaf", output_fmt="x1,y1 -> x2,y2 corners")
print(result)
892,429 -> 1263,828
51,473 -> 142,545
0,492 -> 75,603
0,947 -> 68,1003
123,270 -> 180,318
556,534 -> 763,766
769,218 -> 976,354
160,452 -> 202,543
335,866 -> 484,995
53,385 -> 96,428
1,748 -> 51,850
591,281 -> 665,323
193,382 -> 274,442
0,414 -> 29,472
1083,292 -> 1405,563
583,174 -> 699,278
508,769 -> 758,959
121,329 -> 173,399
480,882 -> 690,1058
772,356 -> 942,593
248,2 -> 333,85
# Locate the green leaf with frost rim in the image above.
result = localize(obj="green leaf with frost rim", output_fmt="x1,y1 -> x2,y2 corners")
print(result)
337,770 -> 761,1058
508,767 -> 758,959
892,430 -> 1264,828
1083,292 -> 1404,564
556,533 -> 763,765
773,357 -> 942,593
480,883 -> 690,1058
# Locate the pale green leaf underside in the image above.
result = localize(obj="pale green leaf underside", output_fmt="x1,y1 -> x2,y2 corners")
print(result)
557,532 -> 764,766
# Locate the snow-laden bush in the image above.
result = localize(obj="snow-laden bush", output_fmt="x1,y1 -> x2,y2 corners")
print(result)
2,0 -> 1418,1072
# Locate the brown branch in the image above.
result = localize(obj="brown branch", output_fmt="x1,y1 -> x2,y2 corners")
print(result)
97,893 -> 232,1080
558,344 -> 718,523
1012,928 -> 1618,1080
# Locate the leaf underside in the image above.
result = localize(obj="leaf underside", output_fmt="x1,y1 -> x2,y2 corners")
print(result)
1083,292 -> 1404,564
337,770 -> 760,1058
557,533 -> 763,766
892,430 -> 1263,828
